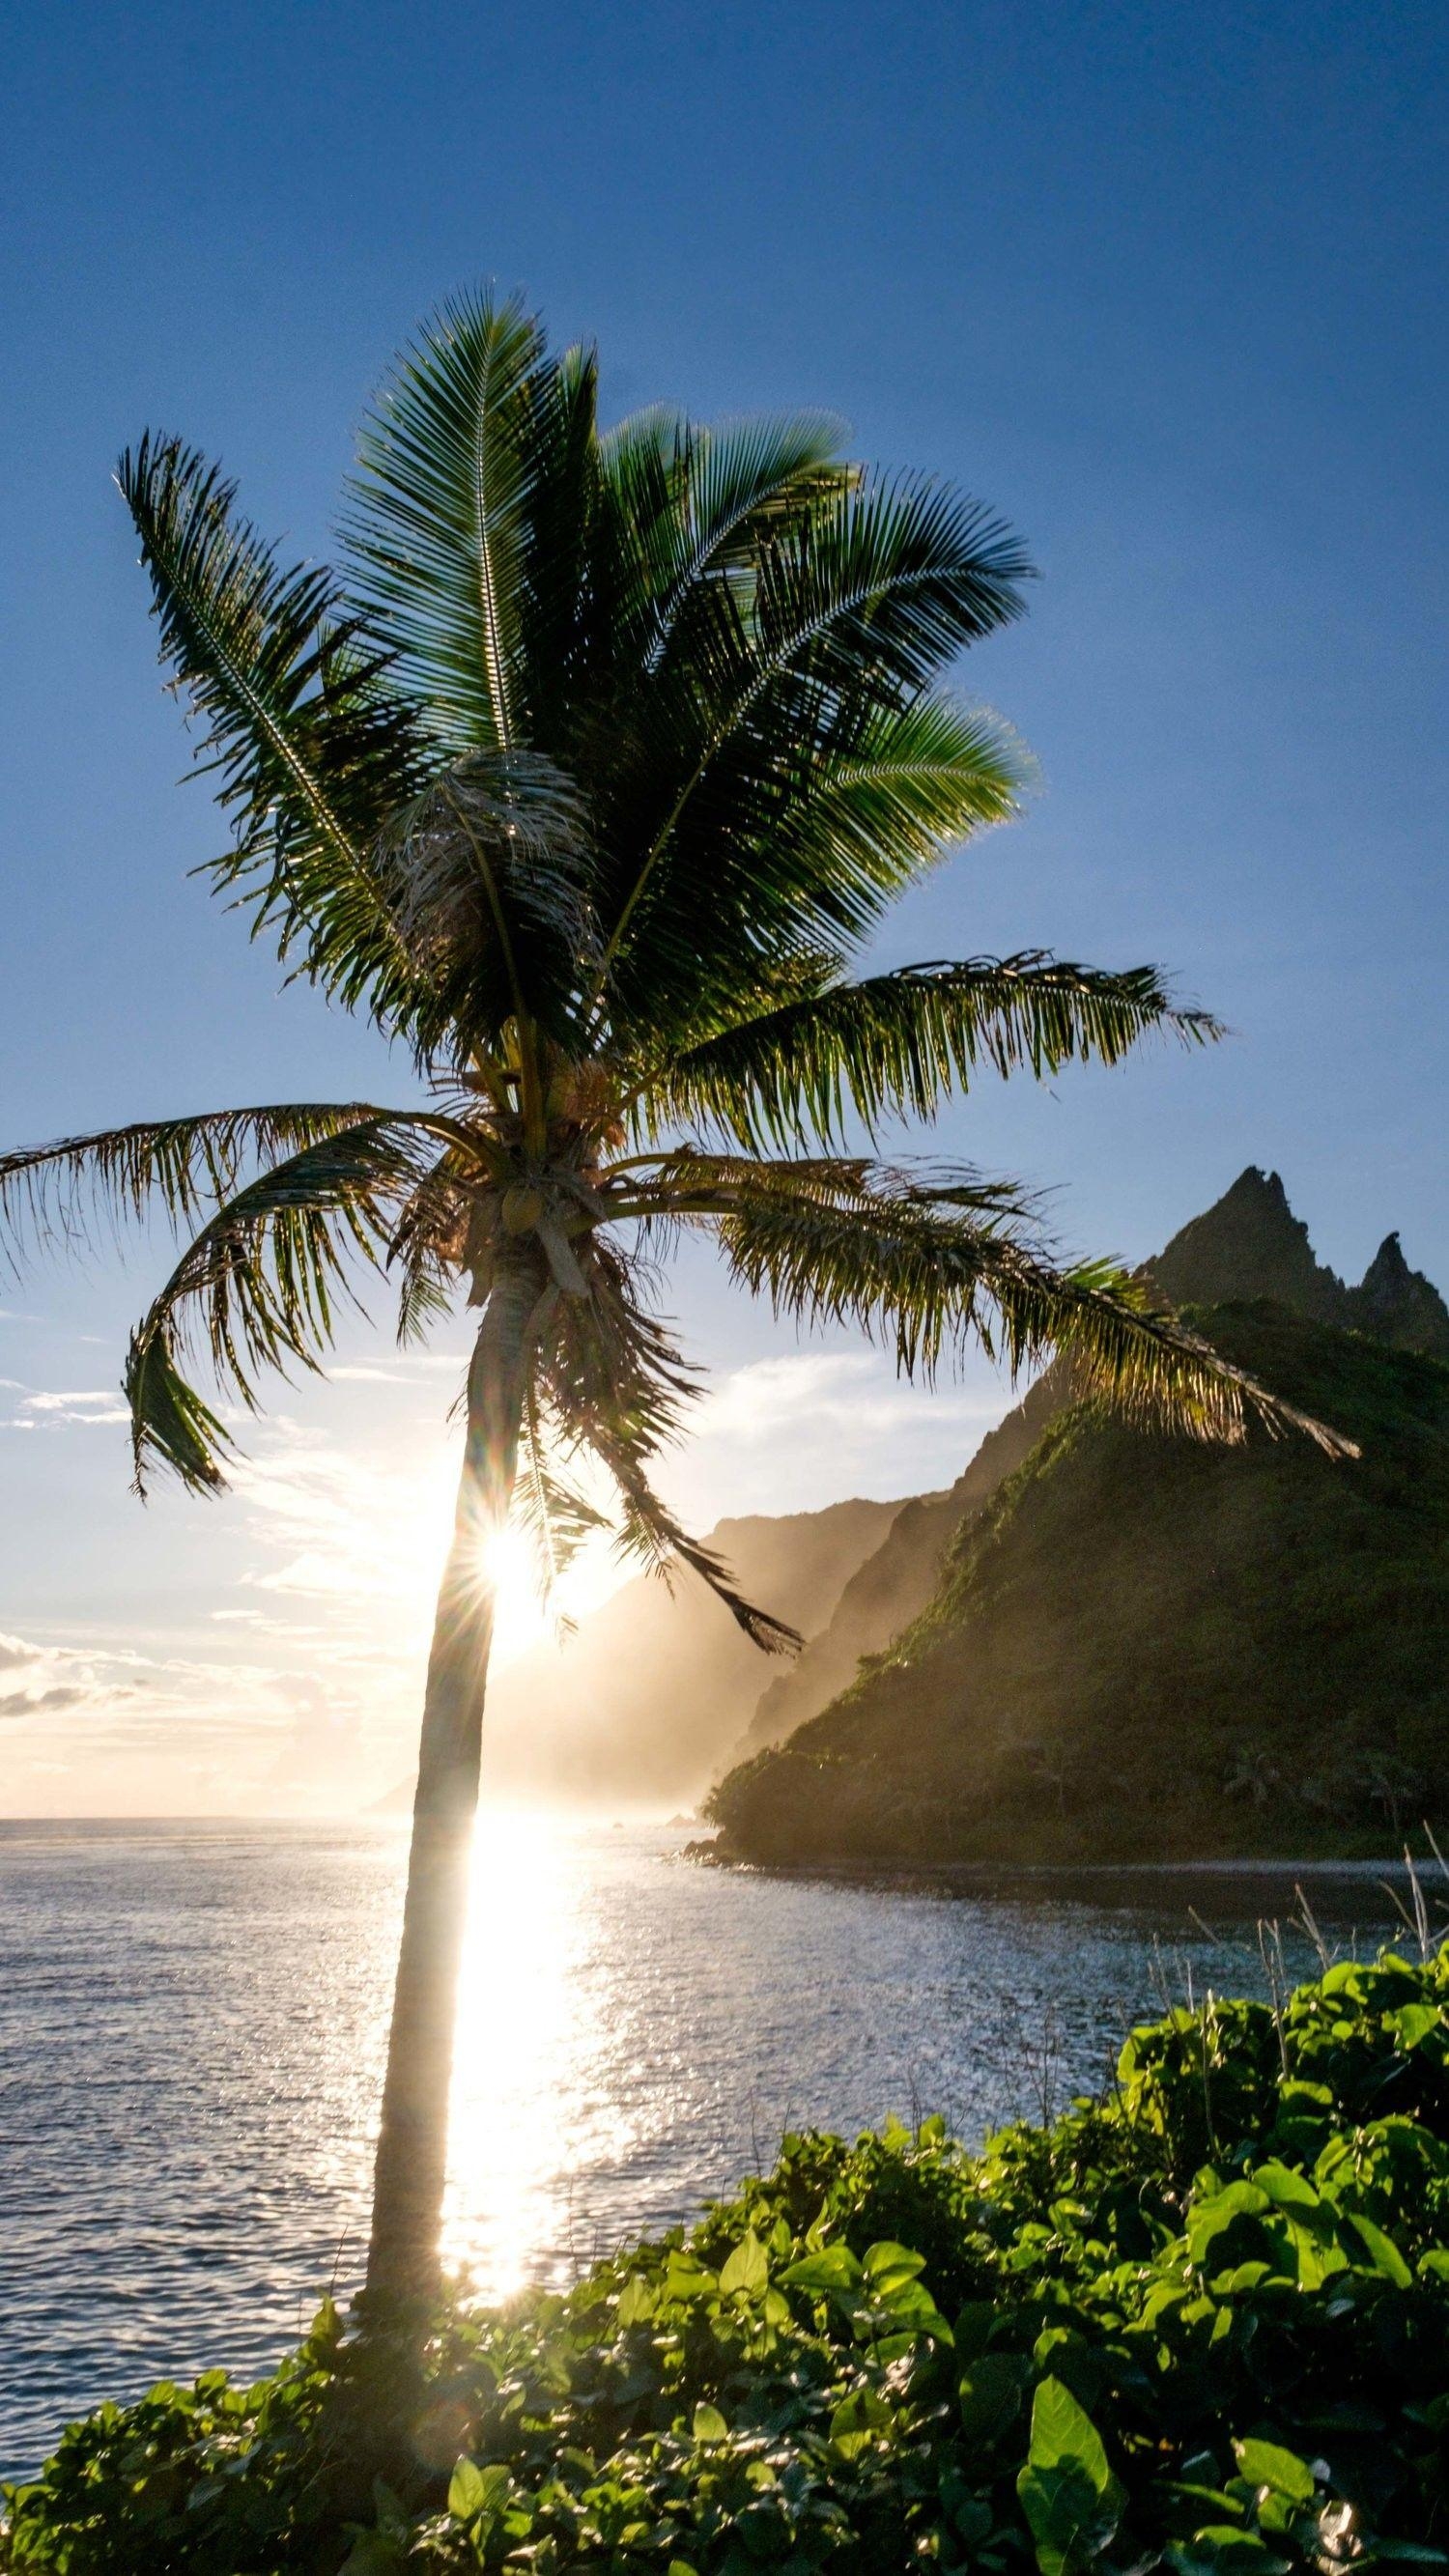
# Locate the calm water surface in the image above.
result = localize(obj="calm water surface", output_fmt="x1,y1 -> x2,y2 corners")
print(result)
0,1815 -> 1404,2476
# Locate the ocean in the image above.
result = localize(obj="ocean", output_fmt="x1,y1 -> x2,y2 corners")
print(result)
0,1814 -> 1406,2477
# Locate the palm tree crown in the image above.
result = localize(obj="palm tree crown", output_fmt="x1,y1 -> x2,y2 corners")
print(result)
0,290 -> 1340,2303
2,296 -> 1320,1578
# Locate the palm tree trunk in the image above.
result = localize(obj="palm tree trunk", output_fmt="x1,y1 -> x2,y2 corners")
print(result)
363,1251 -> 542,2309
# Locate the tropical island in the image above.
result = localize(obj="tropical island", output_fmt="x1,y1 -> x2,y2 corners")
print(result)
4,0 -> 1447,2564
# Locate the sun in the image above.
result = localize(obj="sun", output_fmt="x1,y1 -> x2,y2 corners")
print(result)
481,1527 -> 547,1662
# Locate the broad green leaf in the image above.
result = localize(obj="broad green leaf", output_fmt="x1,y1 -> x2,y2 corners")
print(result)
1251,2163 -> 1319,2209
878,2276 -> 953,2339
339,2538 -> 407,2576
1233,2440 -> 1313,2503
1027,2376 -> 1116,2498
959,2352 -> 1030,2447
1170,2529 -> 1286,2574
781,2245 -> 862,2293
448,2457 -> 488,2522
829,2386 -> 894,2458
864,2239 -> 927,2283
1187,2183 -> 1270,2267
1350,2214 -> 1412,2286
448,2457 -> 511,2525
693,2402 -> 728,2444
1016,2377 -> 1125,2576
616,2272 -> 656,2326
719,2229 -> 769,2297
663,2252 -> 717,2303
953,2298 -> 997,2359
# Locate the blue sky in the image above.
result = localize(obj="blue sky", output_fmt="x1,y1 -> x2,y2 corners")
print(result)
0,0 -> 1444,1809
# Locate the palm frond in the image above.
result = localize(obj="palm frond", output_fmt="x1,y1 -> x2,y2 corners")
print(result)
610,1146 -> 1025,1224
594,408 -> 853,677
513,1388 -> 611,1611
117,436 -> 424,1030
703,1162 -> 1352,1452
595,481 -> 1035,1033
532,1234 -> 699,1457
0,1102 -> 387,1269
125,1119 -> 441,1492
661,953 -> 1222,1149
519,1241 -> 795,1648
601,1445 -> 801,1653
515,340 -> 603,753
750,694 -> 1030,937
344,288 -> 555,755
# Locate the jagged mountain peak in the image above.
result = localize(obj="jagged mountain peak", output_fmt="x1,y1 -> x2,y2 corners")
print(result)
1148,1168 -> 1448,1358
1350,1231 -> 1449,1361
1150,1164 -> 1347,1321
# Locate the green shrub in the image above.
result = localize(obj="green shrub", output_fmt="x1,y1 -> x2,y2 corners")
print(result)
7,1949 -> 1449,2573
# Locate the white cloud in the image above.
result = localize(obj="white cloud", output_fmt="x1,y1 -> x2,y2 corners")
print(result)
0,1682 -> 93,1716
0,1625 -> 295,1736
21,1387 -> 129,1424
696,1350 -> 1002,1446
0,1382 -> 129,1430
664,1345 -> 1014,1522
0,1631 -> 148,1728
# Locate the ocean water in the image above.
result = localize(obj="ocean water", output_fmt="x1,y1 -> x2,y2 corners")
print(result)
0,1815 -> 1406,2477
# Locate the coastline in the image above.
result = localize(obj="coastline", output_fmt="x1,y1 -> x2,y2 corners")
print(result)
687,1837 -> 1426,1920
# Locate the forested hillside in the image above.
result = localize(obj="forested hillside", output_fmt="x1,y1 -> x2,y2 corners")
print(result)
710,1176 -> 1449,1865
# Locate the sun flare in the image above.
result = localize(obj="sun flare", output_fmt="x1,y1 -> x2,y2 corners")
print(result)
480,1527 -> 546,1660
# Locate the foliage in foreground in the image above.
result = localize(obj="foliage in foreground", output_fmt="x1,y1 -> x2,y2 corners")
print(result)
8,1947 -> 1449,2575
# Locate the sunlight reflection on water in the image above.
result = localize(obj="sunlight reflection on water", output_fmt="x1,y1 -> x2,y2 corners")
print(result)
444,1810 -> 635,2299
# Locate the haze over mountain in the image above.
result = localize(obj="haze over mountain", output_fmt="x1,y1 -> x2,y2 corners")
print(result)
381,1495 -> 900,1813
709,1171 -> 1449,1865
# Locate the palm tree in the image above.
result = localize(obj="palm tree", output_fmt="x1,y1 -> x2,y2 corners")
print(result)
0,291 -> 1333,2312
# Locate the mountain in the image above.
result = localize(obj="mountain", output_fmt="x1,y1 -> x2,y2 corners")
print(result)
1151,1166 -> 1449,1359
734,1380 -> 1060,1765
709,1175 -> 1449,1865
727,1168 -> 1449,1771
1149,1166 -> 1349,1319
1350,1232 -> 1449,1358
380,1495 -> 900,1812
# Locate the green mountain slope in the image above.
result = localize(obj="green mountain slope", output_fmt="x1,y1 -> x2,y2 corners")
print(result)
709,1299 -> 1449,1864
727,1169 -> 1449,1775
